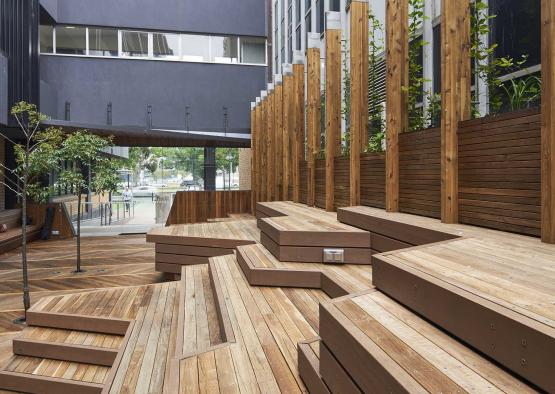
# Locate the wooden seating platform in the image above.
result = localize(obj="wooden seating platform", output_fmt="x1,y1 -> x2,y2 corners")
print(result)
146,219 -> 259,274
236,243 -> 373,297
319,289 -> 536,393
0,209 -> 41,255
256,202 -> 372,264
335,205 -> 555,392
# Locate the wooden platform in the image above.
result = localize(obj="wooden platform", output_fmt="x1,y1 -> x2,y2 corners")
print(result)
338,205 -> 555,392
257,202 -> 372,264
320,289 -> 537,393
146,219 -> 259,274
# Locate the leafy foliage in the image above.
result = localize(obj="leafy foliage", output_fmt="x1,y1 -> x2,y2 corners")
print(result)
367,9 -> 386,152
500,74 -> 541,112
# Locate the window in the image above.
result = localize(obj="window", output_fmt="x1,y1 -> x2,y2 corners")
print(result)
211,36 -> 238,63
56,26 -> 86,55
153,32 -> 180,59
40,25 -> 54,53
296,0 -> 301,24
330,0 -> 340,12
490,0 -> 540,68
89,27 -> 118,56
316,0 -> 324,34
121,30 -> 148,57
181,34 -> 210,62
240,37 -> 266,64
296,26 -> 301,50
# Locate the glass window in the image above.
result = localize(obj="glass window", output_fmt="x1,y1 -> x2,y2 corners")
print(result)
181,34 -> 210,62
316,0 -> 324,33
56,25 -> 86,55
490,0 -> 540,68
296,0 -> 301,24
89,27 -> 118,56
240,37 -> 266,64
211,36 -> 238,63
153,32 -> 180,59
40,25 -> 54,53
296,26 -> 301,50
121,30 -> 148,57
330,0 -> 340,12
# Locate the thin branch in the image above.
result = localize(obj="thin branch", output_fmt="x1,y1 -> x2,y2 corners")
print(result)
0,131 -> 21,147
0,172 -> 23,189
12,114 -> 30,139
0,181 -> 23,197
0,162 -> 22,178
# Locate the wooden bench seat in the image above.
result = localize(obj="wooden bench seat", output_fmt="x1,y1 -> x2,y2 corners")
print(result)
146,220 -> 259,274
236,243 -> 373,297
320,289 -> 537,393
0,209 -> 42,255
298,338 -> 330,394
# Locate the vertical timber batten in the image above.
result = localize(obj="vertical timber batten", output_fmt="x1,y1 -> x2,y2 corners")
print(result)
274,75 -> 284,200
349,0 -> 369,206
542,0 -> 555,243
385,0 -> 408,212
261,91 -> 268,202
325,12 -> 342,212
293,52 -> 305,203
441,0 -> 471,223
283,64 -> 293,201
267,84 -> 275,201
307,34 -> 321,207
250,103 -> 257,212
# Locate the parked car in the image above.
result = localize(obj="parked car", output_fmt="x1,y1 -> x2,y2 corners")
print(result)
132,185 -> 157,197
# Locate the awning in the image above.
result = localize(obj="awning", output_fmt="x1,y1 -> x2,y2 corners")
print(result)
42,120 -> 252,148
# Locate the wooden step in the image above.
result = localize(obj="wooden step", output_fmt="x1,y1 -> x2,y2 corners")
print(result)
373,236 -> 555,393
236,243 -> 373,297
298,338 -> 330,394
320,289 -> 537,393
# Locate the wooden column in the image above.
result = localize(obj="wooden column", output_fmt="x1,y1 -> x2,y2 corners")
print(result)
259,92 -> 268,202
267,84 -> 275,201
307,33 -> 321,207
292,51 -> 305,203
349,0 -> 369,206
250,102 -> 257,212
255,97 -> 262,203
274,75 -> 284,200
325,12 -> 342,212
283,64 -> 293,201
441,0 -> 471,223
542,0 -> 555,243
385,0 -> 408,212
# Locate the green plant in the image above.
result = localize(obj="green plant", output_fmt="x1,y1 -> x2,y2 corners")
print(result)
471,0 -> 527,116
57,131 -> 114,272
0,102 -> 63,318
425,92 -> 442,127
341,38 -> 351,155
368,8 -> 385,146
406,0 -> 430,132
367,130 -> 385,153
500,74 -> 541,112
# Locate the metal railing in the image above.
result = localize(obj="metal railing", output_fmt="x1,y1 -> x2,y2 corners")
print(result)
66,200 -> 136,226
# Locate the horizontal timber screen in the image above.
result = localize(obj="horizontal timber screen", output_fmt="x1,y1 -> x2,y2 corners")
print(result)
166,190 -> 252,225
399,127 -> 441,219
315,159 -> 326,209
299,161 -> 308,204
360,152 -> 386,209
458,109 -> 541,236
334,156 -> 350,209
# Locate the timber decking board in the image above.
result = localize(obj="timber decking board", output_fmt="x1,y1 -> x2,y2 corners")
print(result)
236,243 -> 373,296
321,290 -> 537,393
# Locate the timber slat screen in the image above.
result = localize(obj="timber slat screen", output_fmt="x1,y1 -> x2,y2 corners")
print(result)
333,157 -> 350,210
249,0 -> 554,243
315,159 -> 326,209
299,161 -> 308,204
399,128 -> 441,219
459,109 -> 541,236
166,190 -> 252,225
360,152 -> 386,209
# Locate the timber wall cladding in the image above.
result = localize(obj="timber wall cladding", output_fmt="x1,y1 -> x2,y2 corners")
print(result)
166,190 -> 252,225
334,156 -> 350,209
299,160 -> 308,204
360,152 -> 385,209
399,127 -> 441,218
458,108 -> 541,237
315,159 -> 326,209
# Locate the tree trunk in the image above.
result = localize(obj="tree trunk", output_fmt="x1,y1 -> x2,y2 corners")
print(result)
21,152 -> 30,319
76,193 -> 82,272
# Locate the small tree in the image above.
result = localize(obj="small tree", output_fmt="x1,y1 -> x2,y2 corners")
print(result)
0,102 -> 63,319
57,131 -> 114,272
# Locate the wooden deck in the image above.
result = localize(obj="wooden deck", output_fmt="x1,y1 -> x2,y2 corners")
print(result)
0,203 -> 552,392
147,219 -> 259,274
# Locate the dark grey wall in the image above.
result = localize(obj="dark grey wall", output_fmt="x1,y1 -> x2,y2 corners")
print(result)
40,56 -> 266,131
0,53 -> 7,125
50,0 -> 266,37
